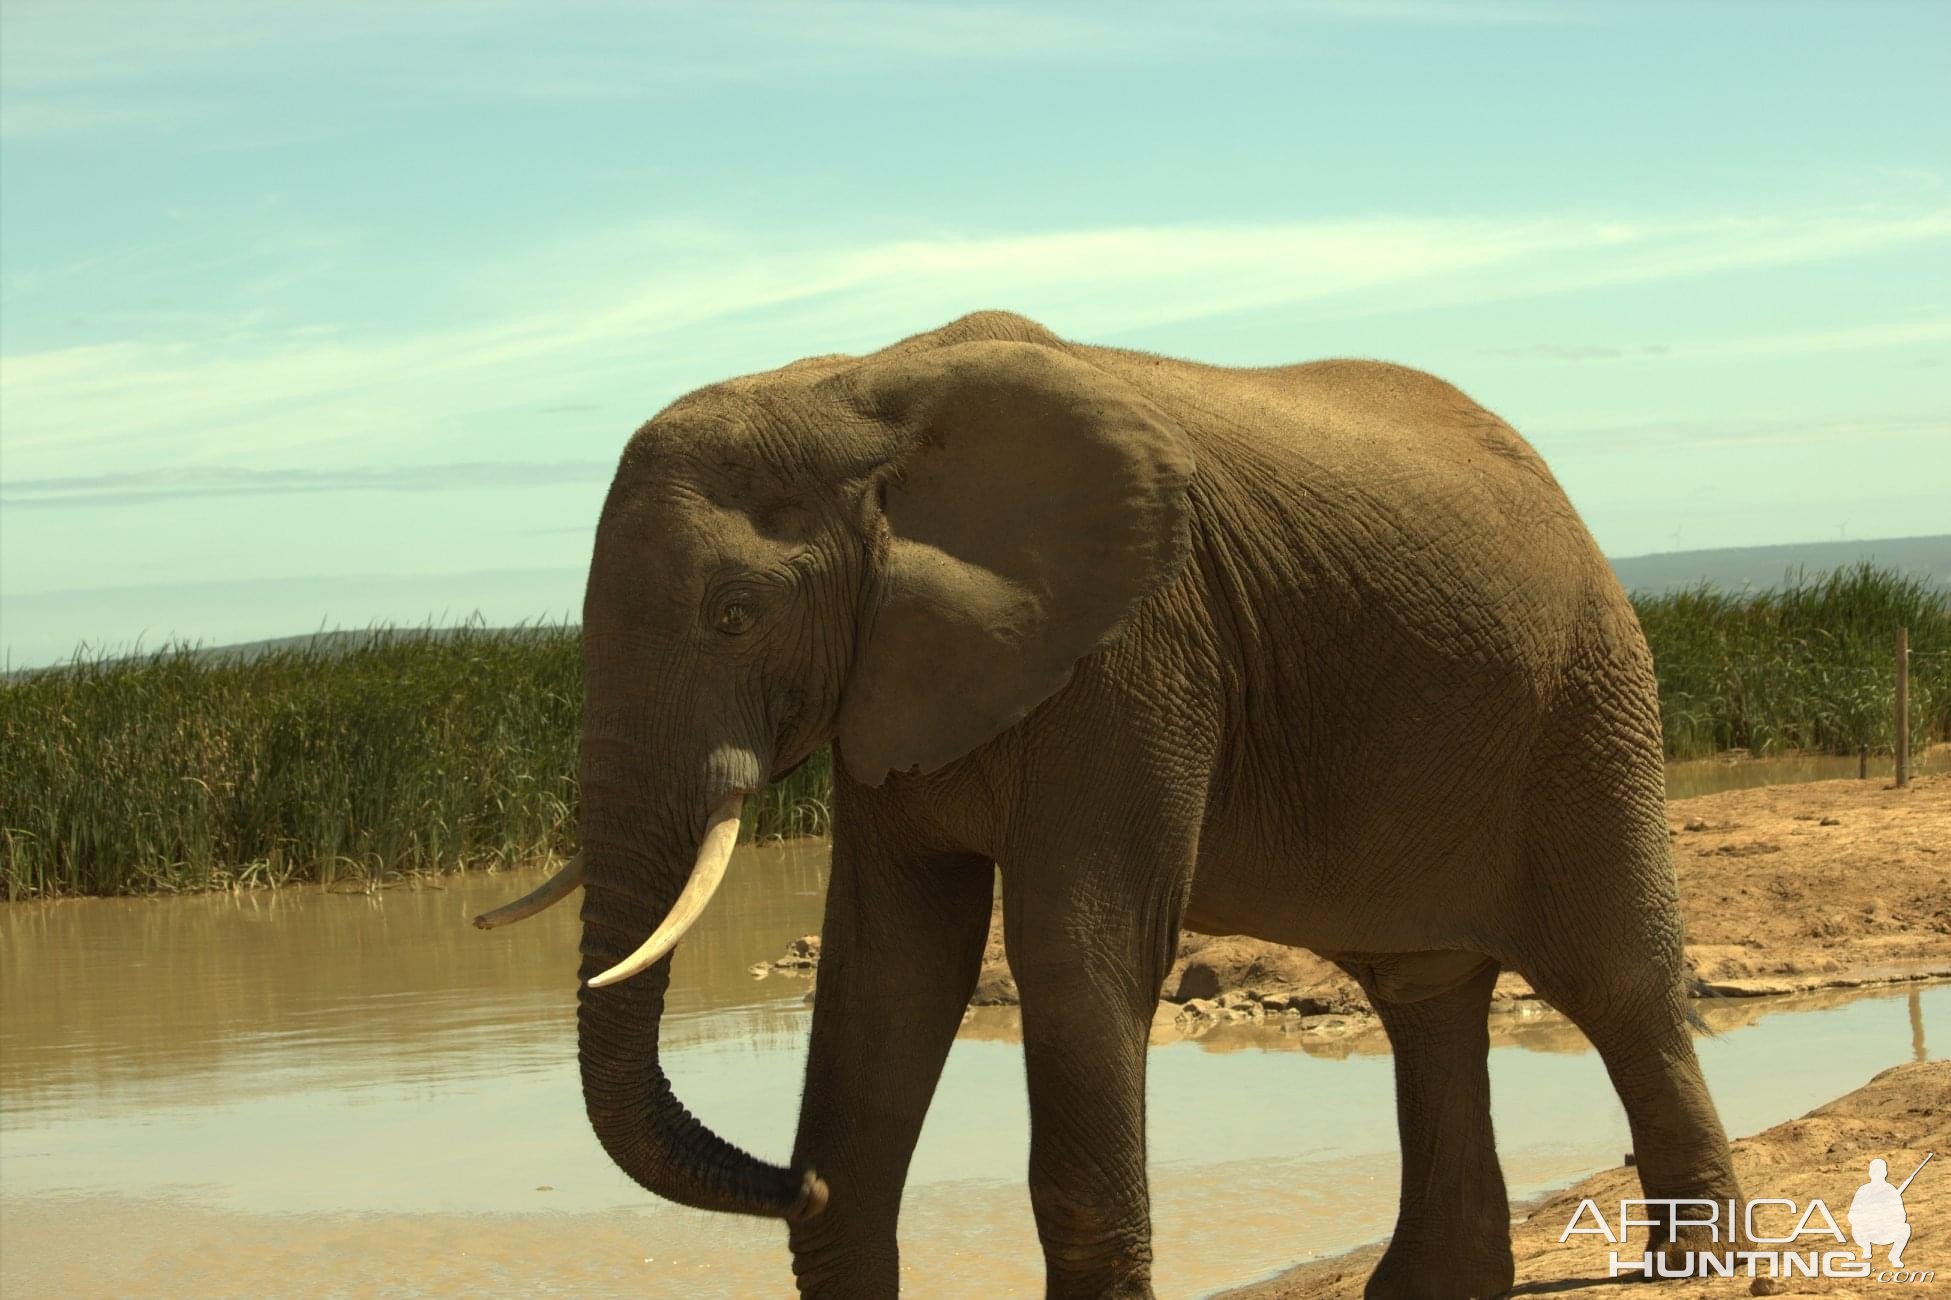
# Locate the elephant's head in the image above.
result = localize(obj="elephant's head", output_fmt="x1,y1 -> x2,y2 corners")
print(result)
476,315 -> 1194,1221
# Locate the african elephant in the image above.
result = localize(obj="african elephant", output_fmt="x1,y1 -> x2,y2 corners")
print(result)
478,311 -> 1742,1298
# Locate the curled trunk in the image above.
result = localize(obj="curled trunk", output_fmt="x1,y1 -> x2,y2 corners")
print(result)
577,874 -> 825,1220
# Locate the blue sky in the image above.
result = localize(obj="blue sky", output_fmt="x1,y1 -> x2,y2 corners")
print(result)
2,0 -> 1947,666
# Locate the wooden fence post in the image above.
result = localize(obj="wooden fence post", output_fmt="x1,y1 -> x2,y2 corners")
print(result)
1894,626 -> 1909,788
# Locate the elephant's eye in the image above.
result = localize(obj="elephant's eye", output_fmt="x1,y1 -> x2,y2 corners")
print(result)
716,598 -> 755,636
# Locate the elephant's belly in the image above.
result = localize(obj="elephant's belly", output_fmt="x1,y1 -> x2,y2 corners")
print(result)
1180,834 -> 1508,956
1180,896 -> 1337,951
1180,852 -> 1344,950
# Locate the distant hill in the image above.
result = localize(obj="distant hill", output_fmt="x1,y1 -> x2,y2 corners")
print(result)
179,623 -> 568,665
1608,535 -> 1948,594
10,537 -> 1944,676
1,566 -> 582,672
0,622 -> 573,679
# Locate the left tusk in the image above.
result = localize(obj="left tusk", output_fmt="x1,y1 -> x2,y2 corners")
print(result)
587,794 -> 744,989
473,852 -> 584,929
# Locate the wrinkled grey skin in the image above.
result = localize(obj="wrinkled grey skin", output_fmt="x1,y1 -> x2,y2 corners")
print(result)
573,311 -> 1742,1298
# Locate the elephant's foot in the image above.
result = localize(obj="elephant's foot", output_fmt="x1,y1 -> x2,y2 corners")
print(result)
1045,1267 -> 1155,1300
1638,1187 -> 1747,1281
1364,1227 -> 1514,1299
1041,1237 -> 1156,1299
789,1220 -> 899,1300
791,1251 -> 896,1300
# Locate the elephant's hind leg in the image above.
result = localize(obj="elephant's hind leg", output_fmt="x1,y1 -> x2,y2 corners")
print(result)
1522,955 -> 1743,1264
1344,952 -> 1514,1300
1516,711 -> 1744,1266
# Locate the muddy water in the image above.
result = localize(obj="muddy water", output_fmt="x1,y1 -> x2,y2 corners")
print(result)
1,845 -> 1943,1299
1664,744 -> 1950,800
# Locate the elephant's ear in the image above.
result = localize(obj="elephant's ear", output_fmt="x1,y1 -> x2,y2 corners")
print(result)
834,339 -> 1195,786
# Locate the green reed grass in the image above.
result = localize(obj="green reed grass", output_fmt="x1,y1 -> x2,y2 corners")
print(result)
1634,563 -> 1949,760
4,625 -> 579,898
3,564 -> 1944,897
0,621 -> 827,898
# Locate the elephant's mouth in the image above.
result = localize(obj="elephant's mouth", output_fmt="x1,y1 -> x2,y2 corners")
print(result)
471,791 -> 749,989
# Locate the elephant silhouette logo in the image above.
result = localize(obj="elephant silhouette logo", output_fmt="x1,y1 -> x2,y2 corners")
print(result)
1849,1153 -> 1931,1269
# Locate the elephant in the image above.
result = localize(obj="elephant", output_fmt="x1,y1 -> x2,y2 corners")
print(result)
477,310 -> 1743,1298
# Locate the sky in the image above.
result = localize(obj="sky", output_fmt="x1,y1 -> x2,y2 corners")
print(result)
2,0 -> 1947,666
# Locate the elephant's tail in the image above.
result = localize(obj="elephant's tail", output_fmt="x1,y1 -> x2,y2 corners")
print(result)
1682,973 -> 1727,1036
1676,920 -> 1724,1035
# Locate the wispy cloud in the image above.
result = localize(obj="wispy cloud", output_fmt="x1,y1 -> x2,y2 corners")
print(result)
4,204 -> 1947,478
416,2 -> 1577,100
1699,319 -> 1951,359
0,461 -> 613,509
0,97 -> 198,139
1482,318 -> 1951,362
1537,413 -> 1950,456
1482,343 -> 1669,361
1,2 -> 1576,121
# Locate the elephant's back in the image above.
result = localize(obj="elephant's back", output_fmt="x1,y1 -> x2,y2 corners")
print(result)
1093,346 -> 1617,629
1111,346 -> 1645,768
1095,348 -> 1567,504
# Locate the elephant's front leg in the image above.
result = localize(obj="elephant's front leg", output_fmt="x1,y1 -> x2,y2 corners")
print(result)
1003,844 -> 1191,1300
788,831 -> 993,1298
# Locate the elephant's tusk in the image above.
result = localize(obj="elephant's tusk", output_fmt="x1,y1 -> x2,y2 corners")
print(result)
587,794 -> 744,989
472,852 -> 584,929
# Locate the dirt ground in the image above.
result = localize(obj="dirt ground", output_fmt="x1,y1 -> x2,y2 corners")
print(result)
763,774 -> 1951,1043
1221,1059 -> 1949,1297
1665,773 -> 1950,992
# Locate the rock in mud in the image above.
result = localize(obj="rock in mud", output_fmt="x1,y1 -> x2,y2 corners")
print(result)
759,935 -> 821,975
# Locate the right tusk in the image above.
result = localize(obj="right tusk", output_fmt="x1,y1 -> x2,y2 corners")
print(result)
587,794 -> 744,989
473,852 -> 584,929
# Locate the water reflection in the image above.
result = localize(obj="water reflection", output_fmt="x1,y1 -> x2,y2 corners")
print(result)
1,840 -> 1944,1298
0,839 -> 829,1114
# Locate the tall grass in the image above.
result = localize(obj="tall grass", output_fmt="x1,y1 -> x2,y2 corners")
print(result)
3,565 -> 1944,897
1635,564 -> 1949,760
0,623 -> 828,898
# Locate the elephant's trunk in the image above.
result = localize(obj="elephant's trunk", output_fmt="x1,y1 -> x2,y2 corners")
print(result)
575,804 -> 826,1222
586,796 -> 744,988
